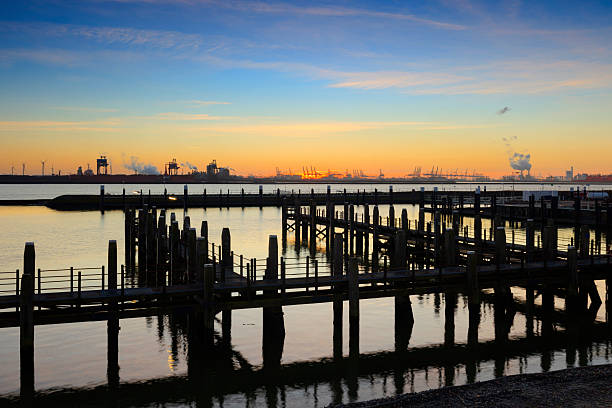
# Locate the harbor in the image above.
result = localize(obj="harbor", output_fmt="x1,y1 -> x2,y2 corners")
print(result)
0,184 -> 610,405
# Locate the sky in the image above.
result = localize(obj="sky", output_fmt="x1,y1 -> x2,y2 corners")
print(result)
1,0 -> 612,177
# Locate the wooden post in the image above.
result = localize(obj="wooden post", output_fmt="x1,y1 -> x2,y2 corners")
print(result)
349,204 -> 355,255
467,251 -> 480,347
542,225 -> 556,261
259,185 -> 264,208
20,242 -> 35,400
443,229 -> 457,266
363,204 -> 370,265
201,221 -> 209,263
310,200 -> 317,250
203,264 -> 215,345
107,240 -> 119,388
281,198 -> 288,243
348,257 -> 359,359
401,209 -> 408,231
100,185 -> 105,214
333,233 -> 343,359
372,205 -> 380,272
579,226 -> 589,259
526,218 -> 535,262
466,251 -> 479,304
221,227 -> 232,278
263,235 -> 285,367
495,227 -> 506,267
183,184 -> 188,213
567,247 -> 579,312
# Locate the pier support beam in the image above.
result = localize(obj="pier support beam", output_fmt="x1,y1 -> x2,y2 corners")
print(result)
221,228 -> 232,342
20,242 -> 35,400
263,236 -> 285,368
348,257 -> 359,358
466,252 -> 480,347
333,233 -> 344,359
107,240 -> 119,388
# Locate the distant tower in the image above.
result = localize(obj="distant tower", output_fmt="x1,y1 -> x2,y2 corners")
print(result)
164,159 -> 180,176
96,156 -> 109,175
41,160 -> 45,176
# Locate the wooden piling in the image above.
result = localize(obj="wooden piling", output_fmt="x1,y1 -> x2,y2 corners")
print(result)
348,257 -> 359,358
107,240 -> 119,388
495,227 -> 506,267
333,233 -> 343,359
263,235 -> 285,367
20,242 -> 35,399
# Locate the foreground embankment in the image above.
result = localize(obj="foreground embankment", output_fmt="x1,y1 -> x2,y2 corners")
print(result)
331,364 -> 612,407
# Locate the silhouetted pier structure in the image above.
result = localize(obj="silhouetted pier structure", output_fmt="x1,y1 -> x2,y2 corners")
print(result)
0,191 -> 611,401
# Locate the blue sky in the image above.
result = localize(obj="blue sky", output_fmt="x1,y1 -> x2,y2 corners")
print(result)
1,0 -> 611,176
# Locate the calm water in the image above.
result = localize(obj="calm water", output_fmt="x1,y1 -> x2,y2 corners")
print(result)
1,182 -> 610,200
0,184 -> 610,407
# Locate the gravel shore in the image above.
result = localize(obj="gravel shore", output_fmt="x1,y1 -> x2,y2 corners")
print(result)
330,364 -> 612,408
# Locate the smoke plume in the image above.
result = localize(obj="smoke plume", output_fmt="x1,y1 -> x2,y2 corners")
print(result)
181,161 -> 198,171
124,156 -> 159,175
502,136 -> 532,174
509,152 -> 532,172
497,106 -> 511,115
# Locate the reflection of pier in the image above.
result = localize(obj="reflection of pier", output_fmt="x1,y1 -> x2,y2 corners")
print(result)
1,294 -> 609,406
1,188 -> 611,403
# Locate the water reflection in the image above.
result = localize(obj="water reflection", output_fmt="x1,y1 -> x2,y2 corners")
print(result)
2,283 -> 610,407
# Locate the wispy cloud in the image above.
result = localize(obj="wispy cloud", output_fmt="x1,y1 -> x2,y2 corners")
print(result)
151,112 -> 235,120
52,106 -> 118,113
187,100 -> 231,106
193,120 -> 489,137
97,0 -> 466,30
0,119 -> 121,132
328,71 -> 471,90
1,22 -> 206,50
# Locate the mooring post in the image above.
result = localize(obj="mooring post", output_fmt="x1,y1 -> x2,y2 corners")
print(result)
393,230 -> 413,352
309,200 -> 317,250
107,240 -> 119,388
100,185 -> 105,214
372,205 -> 380,272
221,228 -> 232,340
333,233 -> 344,360
183,184 -> 188,213
466,250 -> 480,347
363,204 -> 370,265
20,242 -> 35,400
281,198 -> 288,244
259,185 -> 264,209
526,219 -> 535,262
263,235 -> 285,367
443,229 -> 457,267
187,228 -> 197,283
579,226 -> 589,259
495,227 -> 506,268
348,257 -> 359,359
343,202 -> 349,254
567,247 -> 579,313
401,209 -> 408,231
203,264 -> 215,345
295,198 -> 301,246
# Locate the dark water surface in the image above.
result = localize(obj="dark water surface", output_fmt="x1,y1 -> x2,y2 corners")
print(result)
0,184 -> 610,407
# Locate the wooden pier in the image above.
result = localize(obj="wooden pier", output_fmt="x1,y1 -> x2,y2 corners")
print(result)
1,190 -> 611,400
